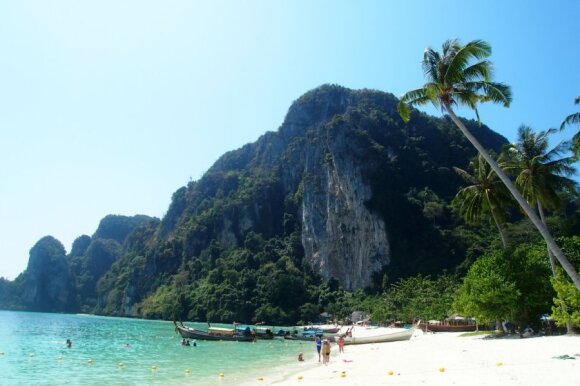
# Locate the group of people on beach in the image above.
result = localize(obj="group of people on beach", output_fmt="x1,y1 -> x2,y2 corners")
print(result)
310,335 -> 345,365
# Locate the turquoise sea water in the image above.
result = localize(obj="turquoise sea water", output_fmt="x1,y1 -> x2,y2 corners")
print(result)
0,311 -> 314,386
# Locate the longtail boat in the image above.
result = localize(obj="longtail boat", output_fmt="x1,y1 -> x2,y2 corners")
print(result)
173,321 -> 255,342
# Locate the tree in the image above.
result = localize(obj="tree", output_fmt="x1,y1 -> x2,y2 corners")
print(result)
381,274 -> 459,323
453,251 -> 520,326
503,125 -> 578,273
398,39 -> 580,289
560,96 -> 580,158
452,154 -> 514,248
551,270 -> 580,332
550,236 -> 580,334
454,244 -> 554,328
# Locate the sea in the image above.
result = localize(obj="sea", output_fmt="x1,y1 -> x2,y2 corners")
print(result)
0,311 -> 315,386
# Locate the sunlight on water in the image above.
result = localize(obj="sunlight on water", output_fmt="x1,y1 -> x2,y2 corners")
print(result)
0,311 -> 311,386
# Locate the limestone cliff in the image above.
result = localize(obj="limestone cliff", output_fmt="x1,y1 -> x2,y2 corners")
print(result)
22,236 -> 76,312
168,85 -> 506,290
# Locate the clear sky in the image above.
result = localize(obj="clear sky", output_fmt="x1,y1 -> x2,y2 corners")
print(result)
1,1 -> 578,280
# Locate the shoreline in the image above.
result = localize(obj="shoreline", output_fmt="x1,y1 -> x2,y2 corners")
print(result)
239,331 -> 579,386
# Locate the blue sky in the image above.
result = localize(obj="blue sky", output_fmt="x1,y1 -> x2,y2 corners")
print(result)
1,0 -> 578,279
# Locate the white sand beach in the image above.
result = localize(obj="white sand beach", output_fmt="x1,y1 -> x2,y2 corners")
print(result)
241,331 -> 579,386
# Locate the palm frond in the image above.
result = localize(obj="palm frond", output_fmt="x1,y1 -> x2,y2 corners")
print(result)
462,60 -> 493,82
453,166 -> 477,184
543,139 -> 572,161
399,87 -> 428,104
422,48 -> 440,83
453,90 -> 480,111
542,157 -> 577,177
445,40 -> 491,84
463,40 -> 492,59
560,112 -> 580,130
479,82 -> 512,107
397,101 -> 412,123
441,39 -> 460,62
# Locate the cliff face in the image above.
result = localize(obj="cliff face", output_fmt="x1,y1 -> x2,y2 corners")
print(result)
300,128 -> 389,290
22,236 -> 76,312
157,85 -> 506,292
276,89 -> 390,289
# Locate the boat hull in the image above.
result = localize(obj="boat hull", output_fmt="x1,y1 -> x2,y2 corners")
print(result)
174,322 -> 255,342
343,328 -> 414,345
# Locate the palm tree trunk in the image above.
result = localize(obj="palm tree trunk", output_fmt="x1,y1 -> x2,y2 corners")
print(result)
492,214 -> 507,249
445,106 -> 580,290
537,202 -> 557,276
489,204 -> 507,249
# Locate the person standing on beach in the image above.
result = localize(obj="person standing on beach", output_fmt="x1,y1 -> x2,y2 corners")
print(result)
337,335 -> 345,353
315,336 -> 322,362
322,339 -> 331,365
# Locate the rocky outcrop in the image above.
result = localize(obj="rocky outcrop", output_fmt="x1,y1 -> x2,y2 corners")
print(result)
93,214 -> 154,244
22,236 -> 76,312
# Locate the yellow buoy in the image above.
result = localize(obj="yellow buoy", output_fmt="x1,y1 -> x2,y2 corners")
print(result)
28,353 -> 34,357
496,361 -> 503,367
387,370 -> 394,376
340,371 -> 346,378
86,358 -> 93,364
150,365 -> 157,370
57,356 -> 63,361
257,376 -> 264,381
438,367 -> 445,372
118,362 -> 125,368
297,375 -> 303,380
184,368 -> 191,374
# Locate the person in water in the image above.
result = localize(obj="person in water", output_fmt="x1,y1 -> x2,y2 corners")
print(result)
66,339 -> 72,348
298,352 -> 304,361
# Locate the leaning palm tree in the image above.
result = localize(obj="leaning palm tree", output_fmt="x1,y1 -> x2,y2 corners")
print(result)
452,154 -> 514,248
503,125 -> 578,273
398,39 -> 580,289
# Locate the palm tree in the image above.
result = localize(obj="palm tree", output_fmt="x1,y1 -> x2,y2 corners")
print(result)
398,39 -> 580,289
503,125 -> 578,273
452,154 -> 514,249
560,96 -> 580,158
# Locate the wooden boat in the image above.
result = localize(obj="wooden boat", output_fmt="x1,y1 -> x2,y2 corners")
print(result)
284,330 -> 336,342
418,322 -> 477,333
307,325 -> 340,334
235,325 -> 275,340
174,321 -> 255,342
342,327 -> 414,345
